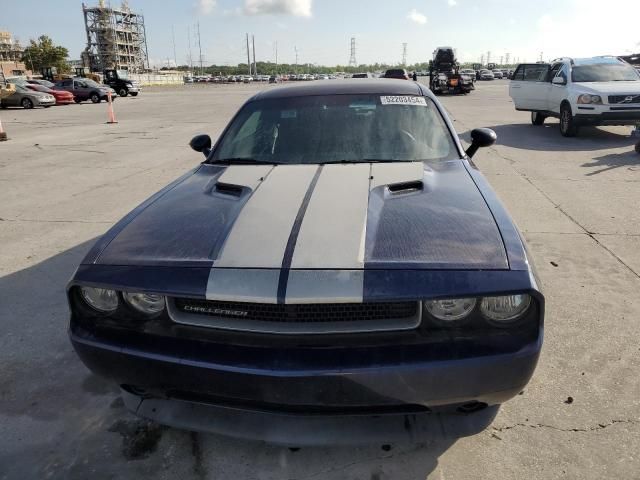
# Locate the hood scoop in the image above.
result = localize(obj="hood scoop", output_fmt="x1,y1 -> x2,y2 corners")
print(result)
215,182 -> 244,197
388,180 -> 424,194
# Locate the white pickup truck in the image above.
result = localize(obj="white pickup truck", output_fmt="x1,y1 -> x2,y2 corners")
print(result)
509,57 -> 640,137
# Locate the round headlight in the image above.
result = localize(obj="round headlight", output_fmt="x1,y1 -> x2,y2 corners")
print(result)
480,294 -> 531,323
424,298 -> 476,322
80,287 -> 119,312
123,292 -> 165,315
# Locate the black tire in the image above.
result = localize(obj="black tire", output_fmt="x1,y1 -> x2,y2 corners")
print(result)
44,106 -> 51,108
130,92 -> 139,97
74,98 -> 83,104
560,103 -> 578,137
21,98 -> 34,109
118,88 -> 128,97
90,92 -> 101,103
635,142 -> 640,154
531,112 -> 546,126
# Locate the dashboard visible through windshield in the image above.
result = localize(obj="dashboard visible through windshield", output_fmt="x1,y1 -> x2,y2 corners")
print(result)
212,94 -> 458,164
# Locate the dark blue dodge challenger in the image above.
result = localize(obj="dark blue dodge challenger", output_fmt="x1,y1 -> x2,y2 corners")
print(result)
69,80 -> 543,444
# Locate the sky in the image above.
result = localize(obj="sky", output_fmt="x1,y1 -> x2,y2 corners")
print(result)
2,0 -> 639,68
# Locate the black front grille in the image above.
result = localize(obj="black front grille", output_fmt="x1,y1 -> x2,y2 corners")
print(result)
608,94 -> 640,104
174,298 -> 418,323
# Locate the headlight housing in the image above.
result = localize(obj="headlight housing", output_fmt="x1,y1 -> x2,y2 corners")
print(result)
424,298 -> 476,322
80,287 -> 119,312
577,94 -> 602,105
480,294 -> 531,324
123,292 -> 165,315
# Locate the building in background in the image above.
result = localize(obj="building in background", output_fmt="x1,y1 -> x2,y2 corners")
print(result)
0,31 -> 30,78
82,0 -> 149,73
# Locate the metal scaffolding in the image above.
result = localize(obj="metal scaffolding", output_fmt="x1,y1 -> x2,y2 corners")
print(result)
82,1 -> 149,72
0,31 -> 23,62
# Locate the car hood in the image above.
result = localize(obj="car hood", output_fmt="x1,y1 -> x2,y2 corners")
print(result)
576,81 -> 640,94
88,162 -> 508,271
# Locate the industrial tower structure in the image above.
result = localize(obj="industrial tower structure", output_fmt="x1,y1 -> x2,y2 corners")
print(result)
348,37 -> 357,67
82,0 -> 149,72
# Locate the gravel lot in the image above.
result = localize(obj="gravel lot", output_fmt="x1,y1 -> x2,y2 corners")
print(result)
1,82 -> 639,479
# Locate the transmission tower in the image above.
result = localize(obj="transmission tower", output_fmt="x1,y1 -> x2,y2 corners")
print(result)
402,43 -> 407,66
486,51 -> 491,65
348,37 -> 357,67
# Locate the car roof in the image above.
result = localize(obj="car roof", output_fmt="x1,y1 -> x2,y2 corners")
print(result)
250,79 -> 425,101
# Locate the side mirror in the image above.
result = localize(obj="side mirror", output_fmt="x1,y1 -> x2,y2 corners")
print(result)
552,76 -> 567,86
190,134 -> 212,157
465,128 -> 497,158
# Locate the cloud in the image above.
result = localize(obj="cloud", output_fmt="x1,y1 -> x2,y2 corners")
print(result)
447,0 -> 457,6
244,0 -> 312,16
407,9 -> 427,25
197,0 -> 216,15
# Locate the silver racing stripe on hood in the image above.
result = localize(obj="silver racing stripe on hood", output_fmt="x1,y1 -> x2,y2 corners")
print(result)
206,162 -> 427,303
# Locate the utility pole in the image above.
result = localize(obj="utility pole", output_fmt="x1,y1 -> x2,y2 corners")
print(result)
196,22 -> 203,76
294,46 -> 298,73
275,41 -> 278,75
480,54 -> 485,66
252,35 -> 257,76
187,26 -> 193,74
539,51 -> 544,62
348,37 -> 357,67
500,55 -> 504,66
505,53 -> 511,66
487,51 -> 491,66
402,43 -> 407,66
172,25 -> 177,68
246,33 -> 251,75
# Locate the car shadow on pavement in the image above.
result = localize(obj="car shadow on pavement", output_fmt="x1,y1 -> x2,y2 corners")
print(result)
460,124 -> 637,152
0,240 -> 499,479
582,150 -> 640,176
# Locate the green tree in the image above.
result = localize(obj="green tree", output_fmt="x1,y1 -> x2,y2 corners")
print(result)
22,35 -> 69,73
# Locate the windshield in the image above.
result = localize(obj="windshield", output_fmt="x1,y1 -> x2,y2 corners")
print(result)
572,63 -> 640,82
83,79 -> 101,87
212,94 -> 458,164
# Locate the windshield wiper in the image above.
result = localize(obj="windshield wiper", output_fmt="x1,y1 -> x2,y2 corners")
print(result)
212,158 -> 281,165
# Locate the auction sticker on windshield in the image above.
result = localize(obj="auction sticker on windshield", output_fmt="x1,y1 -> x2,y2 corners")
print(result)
380,96 -> 427,106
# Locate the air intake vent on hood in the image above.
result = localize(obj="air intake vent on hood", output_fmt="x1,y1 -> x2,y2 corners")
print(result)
215,183 -> 244,197
388,180 -> 423,194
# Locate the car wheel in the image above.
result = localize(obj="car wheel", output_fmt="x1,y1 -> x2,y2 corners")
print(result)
91,93 -> 101,103
21,98 -> 34,109
560,103 -> 578,137
74,98 -> 83,104
531,112 -> 546,126
130,92 -> 138,97
118,88 -> 128,97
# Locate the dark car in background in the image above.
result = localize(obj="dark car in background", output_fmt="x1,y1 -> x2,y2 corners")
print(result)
383,68 -> 410,80
55,78 -> 116,104
68,80 -> 544,445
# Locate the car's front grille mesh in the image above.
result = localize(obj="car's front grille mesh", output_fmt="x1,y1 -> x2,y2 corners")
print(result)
608,94 -> 640,104
173,298 -> 418,324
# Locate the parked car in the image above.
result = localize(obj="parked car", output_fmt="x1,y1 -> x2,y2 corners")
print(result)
25,83 -> 74,105
103,69 -> 141,97
351,72 -> 374,78
383,68 -> 410,80
55,78 -> 115,103
479,69 -> 495,80
26,79 -> 57,89
509,56 -> 640,136
68,79 -> 544,445
0,84 -> 56,109
492,69 -> 504,79
268,75 -> 278,84
460,69 -> 476,84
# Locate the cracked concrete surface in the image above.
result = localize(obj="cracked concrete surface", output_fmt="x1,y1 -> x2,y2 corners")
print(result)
1,83 -> 639,479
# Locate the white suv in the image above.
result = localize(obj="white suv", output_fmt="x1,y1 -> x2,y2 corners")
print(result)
509,57 -> 640,137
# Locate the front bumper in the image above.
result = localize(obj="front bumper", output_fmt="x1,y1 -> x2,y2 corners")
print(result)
576,107 -> 640,125
71,324 -> 541,441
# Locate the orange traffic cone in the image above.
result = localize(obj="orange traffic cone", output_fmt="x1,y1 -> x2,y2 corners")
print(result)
106,90 -> 118,124
0,115 -> 7,141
